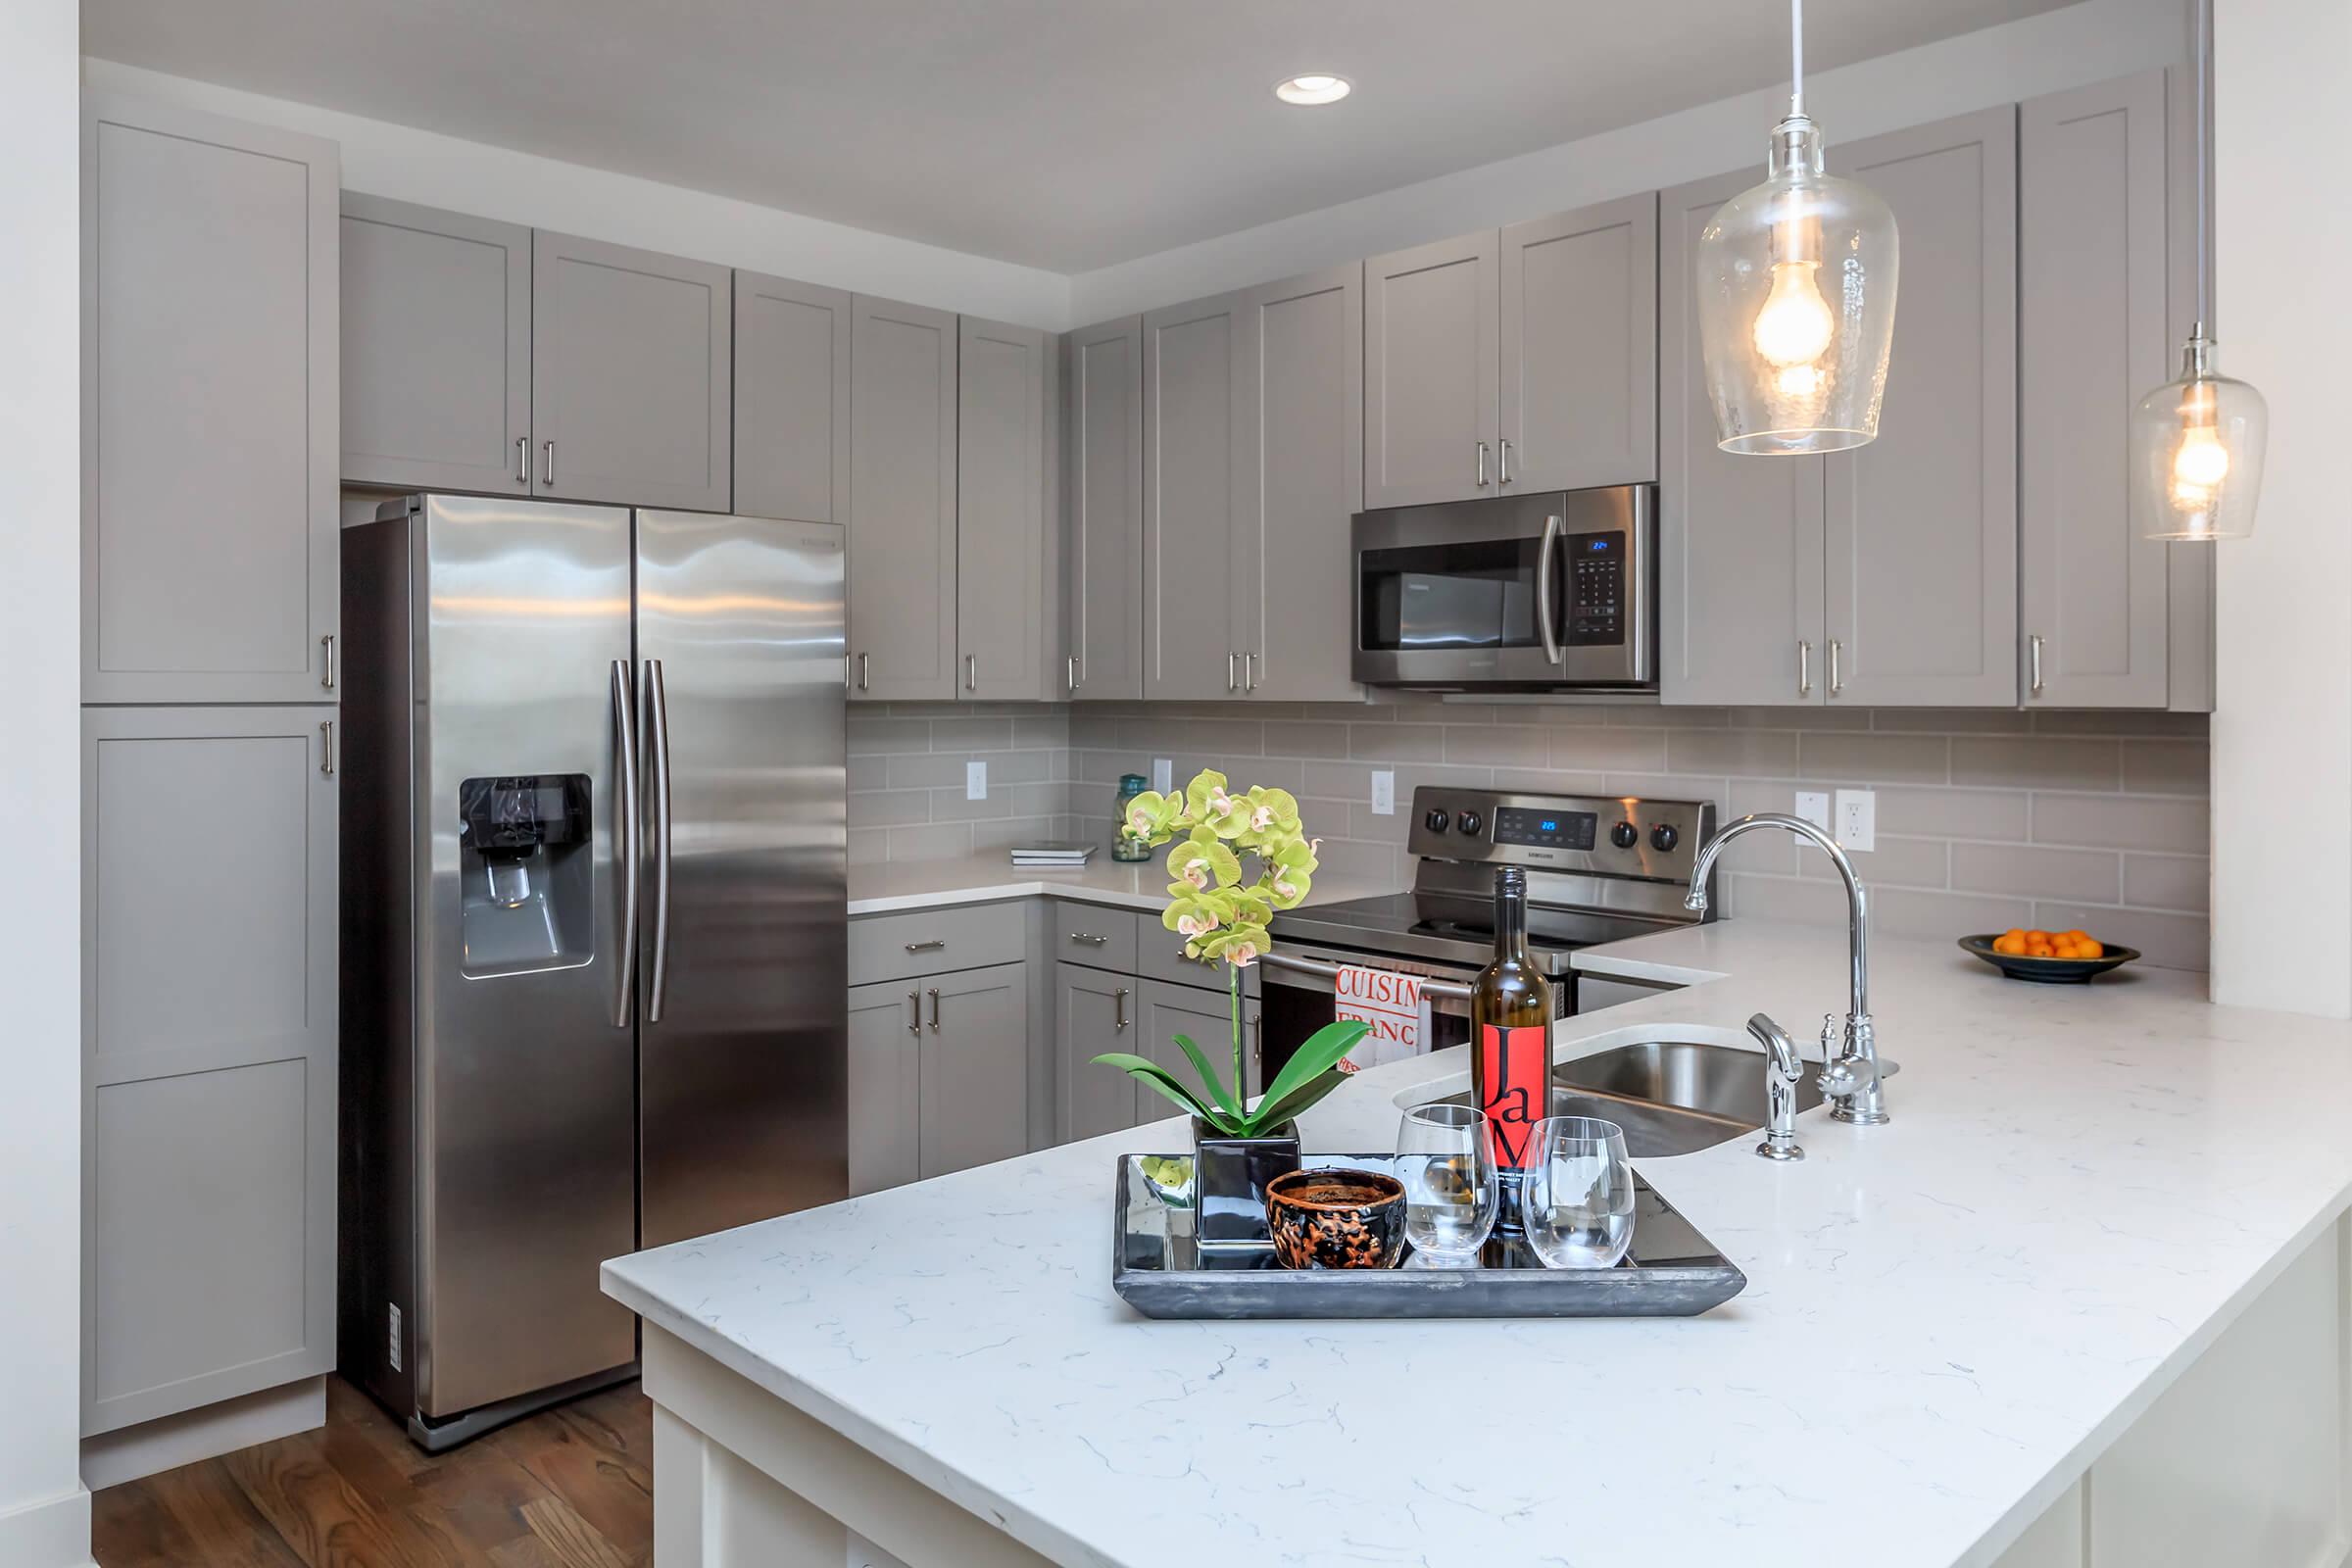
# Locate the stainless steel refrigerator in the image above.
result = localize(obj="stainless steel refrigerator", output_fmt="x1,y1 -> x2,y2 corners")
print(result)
339,493 -> 847,1450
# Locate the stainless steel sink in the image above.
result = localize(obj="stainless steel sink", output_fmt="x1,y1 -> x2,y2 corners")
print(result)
1437,1040 -> 1824,1158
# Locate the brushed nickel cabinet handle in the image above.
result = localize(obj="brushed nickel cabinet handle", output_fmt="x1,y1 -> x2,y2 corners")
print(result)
858,652 -> 870,692
1828,638 -> 1843,697
1797,639 -> 1812,698
514,435 -> 528,486
1243,650 -> 1257,692
320,634 -> 336,691
1476,441 -> 1491,487
906,991 -> 921,1037
965,654 -> 978,692
1114,987 -> 1129,1031
2029,634 -> 2045,697
541,440 -> 556,486
905,938 -> 946,954
318,720 -> 334,776
1070,931 -> 1109,946
926,988 -> 941,1033
1227,651 -> 1238,693
1498,437 -> 1513,485
1066,654 -> 1079,695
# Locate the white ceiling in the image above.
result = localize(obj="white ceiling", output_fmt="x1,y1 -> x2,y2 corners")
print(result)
83,0 -> 2070,272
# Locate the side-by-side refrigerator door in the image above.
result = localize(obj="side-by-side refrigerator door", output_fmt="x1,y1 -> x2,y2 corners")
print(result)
416,494 -> 641,1424
636,511 -> 850,1250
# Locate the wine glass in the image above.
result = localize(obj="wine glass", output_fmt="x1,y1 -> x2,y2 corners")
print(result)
1394,1103 -> 1499,1264
1521,1116 -> 1636,1269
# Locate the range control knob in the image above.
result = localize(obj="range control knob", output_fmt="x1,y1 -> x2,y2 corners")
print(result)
1424,808 -> 1451,834
1650,823 -> 1681,853
1457,809 -> 1485,837
1609,821 -> 1641,850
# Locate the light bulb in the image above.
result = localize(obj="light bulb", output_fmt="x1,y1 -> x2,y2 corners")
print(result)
1752,261 -> 1836,368
2172,423 -> 2230,493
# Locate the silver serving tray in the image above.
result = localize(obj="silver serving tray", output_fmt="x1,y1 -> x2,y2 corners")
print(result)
1111,1152 -> 1746,1320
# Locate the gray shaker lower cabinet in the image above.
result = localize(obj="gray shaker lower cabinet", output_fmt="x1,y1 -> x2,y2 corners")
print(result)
957,316 -> 1056,702
848,980 -> 922,1198
917,963 -> 1031,1180
340,193 -> 532,496
1055,962 -> 1138,1144
82,94 -> 340,706
1135,979 -> 1249,1129
734,270 -> 852,526
850,295 -> 959,702
81,707 -> 338,1436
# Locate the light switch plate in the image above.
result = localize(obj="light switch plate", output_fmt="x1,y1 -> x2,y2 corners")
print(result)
1834,789 -> 1876,853
966,760 -> 987,801
1370,770 -> 1396,815
1794,791 -> 1831,832
1152,758 -> 1173,794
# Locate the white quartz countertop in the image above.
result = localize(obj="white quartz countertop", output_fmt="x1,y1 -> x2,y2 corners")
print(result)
846,853 -> 1396,916
605,918 -> 2352,1568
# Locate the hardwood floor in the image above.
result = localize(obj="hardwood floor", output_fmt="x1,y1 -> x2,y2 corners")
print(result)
92,1378 -> 655,1568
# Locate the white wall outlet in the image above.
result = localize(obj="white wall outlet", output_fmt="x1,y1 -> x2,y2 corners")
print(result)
1370,769 -> 1396,815
1152,758 -> 1173,794
965,760 -> 987,801
1794,791 -> 1831,832
1834,789 -> 1876,854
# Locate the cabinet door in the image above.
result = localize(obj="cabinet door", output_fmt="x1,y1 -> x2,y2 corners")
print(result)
918,964 -> 1031,1180
1499,193 -> 1659,490
850,295 -> 959,701
341,194 -> 531,495
734,270 -> 851,525
2020,72 -> 2173,708
82,95 -> 339,705
1823,108 -> 2020,707
82,707 -> 337,1436
1234,264 -> 1364,705
1364,229 -> 1499,509
848,981 -> 921,1198
957,316 -> 1053,701
1657,168 -> 1826,706
531,230 -> 731,512
1136,979 -> 1242,1129
1065,317 -> 1145,701
1056,963 -> 1138,1144
1143,291 -> 1246,700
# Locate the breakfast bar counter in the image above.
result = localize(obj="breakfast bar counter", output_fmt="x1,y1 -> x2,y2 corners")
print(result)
604,919 -> 2352,1568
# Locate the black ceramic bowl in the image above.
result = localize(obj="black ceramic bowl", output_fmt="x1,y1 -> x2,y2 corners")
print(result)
1958,935 -> 2140,984
1264,1167 -> 1406,1270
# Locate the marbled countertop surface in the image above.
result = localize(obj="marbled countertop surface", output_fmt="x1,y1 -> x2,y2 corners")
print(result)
605,918 -> 2352,1568
846,853 -> 1396,916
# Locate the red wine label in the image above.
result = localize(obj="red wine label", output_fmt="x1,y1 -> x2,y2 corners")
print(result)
1477,1023 -> 1549,1169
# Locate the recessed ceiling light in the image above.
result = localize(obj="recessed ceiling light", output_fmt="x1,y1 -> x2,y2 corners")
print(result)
1274,74 -> 1351,107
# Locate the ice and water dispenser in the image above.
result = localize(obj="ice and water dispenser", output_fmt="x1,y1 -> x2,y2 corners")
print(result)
457,775 -> 594,976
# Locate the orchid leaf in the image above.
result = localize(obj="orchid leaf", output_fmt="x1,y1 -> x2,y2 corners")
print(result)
1255,1018 -> 1372,1114
1090,1053 -> 1225,1126
1247,1066 -> 1349,1137
1171,1033 -> 1241,1119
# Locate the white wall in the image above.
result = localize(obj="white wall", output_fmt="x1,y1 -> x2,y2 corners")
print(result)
2210,0 -> 2352,1016
0,2 -> 92,1565
1069,0 -> 2185,321
79,57 -> 1072,332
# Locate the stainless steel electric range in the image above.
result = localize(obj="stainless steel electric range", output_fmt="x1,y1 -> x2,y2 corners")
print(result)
1260,786 -> 1717,1077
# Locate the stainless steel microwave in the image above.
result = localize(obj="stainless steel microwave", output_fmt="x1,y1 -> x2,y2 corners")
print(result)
1351,485 -> 1656,691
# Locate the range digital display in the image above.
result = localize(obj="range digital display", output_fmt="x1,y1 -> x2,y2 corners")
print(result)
1494,807 -> 1595,851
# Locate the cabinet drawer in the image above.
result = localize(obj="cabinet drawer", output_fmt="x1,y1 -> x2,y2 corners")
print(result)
1049,901 -> 1139,972
850,904 -> 1026,986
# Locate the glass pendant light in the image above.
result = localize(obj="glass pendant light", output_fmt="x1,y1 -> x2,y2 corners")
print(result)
1695,0 -> 1899,455
2133,0 -> 2266,540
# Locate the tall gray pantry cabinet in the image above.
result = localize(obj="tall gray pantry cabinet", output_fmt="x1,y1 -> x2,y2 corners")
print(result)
79,94 -> 342,1448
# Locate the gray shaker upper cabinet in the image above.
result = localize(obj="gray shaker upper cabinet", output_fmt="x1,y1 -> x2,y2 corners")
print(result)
733,271 -> 852,526
82,95 -> 340,706
1364,230 -> 1499,509
340,194 -> 531,496
1658,167 -> 1826,707
531,230 -> 732,513
1822,107 -> 2020,707
1143,291 -> 1248,701
957,315 -> 1055,702
1064,317 -> 1146,702
1233,263 -> 1364,704
1498,193 -> 1660,491
2020,71 -> 2174,708
850,295 -> 959,702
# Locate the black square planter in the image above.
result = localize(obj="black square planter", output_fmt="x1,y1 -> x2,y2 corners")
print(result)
1192,1117 -> 1301,1250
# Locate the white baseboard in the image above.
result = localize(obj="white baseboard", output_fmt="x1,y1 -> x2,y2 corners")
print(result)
79,1374 -> 326,1492
0,1485 -> 94,1567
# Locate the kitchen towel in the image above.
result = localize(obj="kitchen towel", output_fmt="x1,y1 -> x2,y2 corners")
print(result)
1333,965 -> 1429,1072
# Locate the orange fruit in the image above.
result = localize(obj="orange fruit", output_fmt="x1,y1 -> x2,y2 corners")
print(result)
2002,927 -> 2027,943
1992,934 -> 2026,956
2077,938 -> 2103,958
2062,929 -> 2089,943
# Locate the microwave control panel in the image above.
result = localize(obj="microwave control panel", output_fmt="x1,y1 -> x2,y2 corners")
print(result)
1566,531 -> 1625,645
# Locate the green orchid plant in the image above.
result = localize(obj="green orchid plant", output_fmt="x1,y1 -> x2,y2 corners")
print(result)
1091,769 -> 1369,1139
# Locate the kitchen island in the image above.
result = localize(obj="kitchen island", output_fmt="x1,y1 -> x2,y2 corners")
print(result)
603,919 -> 2352,1568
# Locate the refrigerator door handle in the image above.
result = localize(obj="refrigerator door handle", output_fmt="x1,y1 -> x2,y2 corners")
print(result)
611,660 -> 640,1028
646,657 -> 676,1023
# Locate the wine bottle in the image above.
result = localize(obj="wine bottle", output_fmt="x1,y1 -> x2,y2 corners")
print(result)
1471,866 -> 1553,1227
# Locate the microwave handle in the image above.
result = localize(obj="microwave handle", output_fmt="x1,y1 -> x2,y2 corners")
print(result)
1535,513 -> 1565,666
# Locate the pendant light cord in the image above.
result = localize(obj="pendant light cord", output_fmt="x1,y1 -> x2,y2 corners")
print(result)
2193,0 -> 2212,333
1789,0 -> 1806,117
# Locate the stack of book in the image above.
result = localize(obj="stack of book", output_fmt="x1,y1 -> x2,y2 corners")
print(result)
1009,841 -> 1095,868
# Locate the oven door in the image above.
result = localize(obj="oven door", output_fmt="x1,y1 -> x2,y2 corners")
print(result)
1352,486 -> 1653,690
1258,940 -> 1560,1089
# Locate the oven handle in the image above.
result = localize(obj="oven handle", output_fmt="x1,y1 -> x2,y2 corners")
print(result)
1256,948 -> 1474,1003
1535,512 -> 1564,666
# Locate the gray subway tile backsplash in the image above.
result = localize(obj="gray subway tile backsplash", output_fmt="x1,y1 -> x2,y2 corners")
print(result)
848,699 -> 2213,970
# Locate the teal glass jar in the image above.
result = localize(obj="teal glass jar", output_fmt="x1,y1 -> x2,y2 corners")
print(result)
1111,773 -> 1152,862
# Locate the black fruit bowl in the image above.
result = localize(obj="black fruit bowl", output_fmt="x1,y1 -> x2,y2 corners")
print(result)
1958,935 -> 2140,984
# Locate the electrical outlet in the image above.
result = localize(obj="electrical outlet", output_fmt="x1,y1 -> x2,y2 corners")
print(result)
1834,789 -> 1876,853
1370,770 -> 1396,815
1152,758 -> 1173,794
1794,791 -> 1831,832
965,760 -> 987,801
